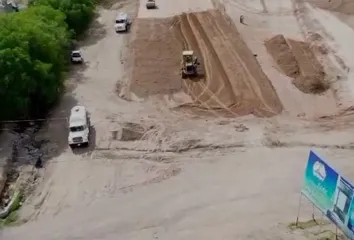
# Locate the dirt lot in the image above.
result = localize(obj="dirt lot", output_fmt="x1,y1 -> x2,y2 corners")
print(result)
3,0 -> 354,240
130,10 -> 283,117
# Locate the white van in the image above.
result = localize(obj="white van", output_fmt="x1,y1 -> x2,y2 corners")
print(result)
115,13 -> 130,33
68,106 -> 90,148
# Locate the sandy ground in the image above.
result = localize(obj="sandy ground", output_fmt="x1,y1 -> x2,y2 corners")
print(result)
130,10 -> 282,117
2,0 -> 354,239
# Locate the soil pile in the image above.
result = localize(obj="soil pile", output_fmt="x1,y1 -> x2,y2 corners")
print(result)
265,34 -> 328,94
265,34 -> 300,78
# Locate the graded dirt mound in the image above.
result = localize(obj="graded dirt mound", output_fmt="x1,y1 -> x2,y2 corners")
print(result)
265,35 -> 328,94
130,10 -> 283,117
264,35 -> 299,78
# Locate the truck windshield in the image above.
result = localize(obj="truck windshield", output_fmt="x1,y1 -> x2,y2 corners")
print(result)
72,52 -> 81,57
70,126 -> 84,132
115,19 -> 125,24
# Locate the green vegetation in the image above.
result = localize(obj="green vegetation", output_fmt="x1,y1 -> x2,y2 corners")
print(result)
0,211 -> 19,226
0,191 -> 23,226
29,0 -> 96,36
0,0 -> 95,120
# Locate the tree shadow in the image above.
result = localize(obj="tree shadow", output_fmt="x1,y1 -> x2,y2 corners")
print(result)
65,61 -> 89,93
79,13 -> 107,47
33,94 -> 79,165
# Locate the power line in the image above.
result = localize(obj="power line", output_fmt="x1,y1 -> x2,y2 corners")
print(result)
0,117 -> 68,124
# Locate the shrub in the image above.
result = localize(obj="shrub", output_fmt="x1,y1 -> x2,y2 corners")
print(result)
30,0 -> 95,36
0,6 -> 70,119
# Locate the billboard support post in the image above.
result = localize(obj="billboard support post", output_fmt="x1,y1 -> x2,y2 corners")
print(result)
296,192 -> 302,226
312,203 -> 316,223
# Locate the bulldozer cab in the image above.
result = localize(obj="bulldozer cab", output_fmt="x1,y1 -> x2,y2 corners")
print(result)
181,50 -> 198,78
182,51 -> 195,64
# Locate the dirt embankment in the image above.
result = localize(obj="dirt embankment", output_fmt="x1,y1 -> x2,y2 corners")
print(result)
306,0 -> 354,14
265,34 -> 328,94
130,10 -> 283,117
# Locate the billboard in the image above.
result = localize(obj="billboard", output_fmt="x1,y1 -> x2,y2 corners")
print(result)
302,150 -> 354,239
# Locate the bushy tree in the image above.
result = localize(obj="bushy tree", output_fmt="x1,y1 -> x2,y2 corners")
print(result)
30,0 -> 95,36
0,6 -> 70,119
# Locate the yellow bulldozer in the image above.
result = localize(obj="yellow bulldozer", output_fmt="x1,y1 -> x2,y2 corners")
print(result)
181,50 -> 200,79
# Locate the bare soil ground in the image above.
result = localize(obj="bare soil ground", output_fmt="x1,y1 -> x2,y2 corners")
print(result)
129,18 -> 182,98
306,0 -> 354,14
130,10 -> 283,117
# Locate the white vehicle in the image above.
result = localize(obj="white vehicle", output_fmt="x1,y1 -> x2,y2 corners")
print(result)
71,50 -> 83,64
68,106 -> 90,148
115,13 -> 130,33
146,0 -> 156,9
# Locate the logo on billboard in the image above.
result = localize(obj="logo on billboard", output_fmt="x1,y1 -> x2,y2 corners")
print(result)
313,161 -> 326,181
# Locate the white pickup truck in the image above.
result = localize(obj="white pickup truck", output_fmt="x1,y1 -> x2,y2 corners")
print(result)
115,13 -> 131,33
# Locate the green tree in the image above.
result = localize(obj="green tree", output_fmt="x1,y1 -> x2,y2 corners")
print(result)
30,0 -> 95,36
0,6 -> 70,119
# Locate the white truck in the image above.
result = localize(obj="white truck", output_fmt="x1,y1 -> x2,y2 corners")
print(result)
68,106 -> 90,148
70,50 -> 83,64
115,13 -> 130,33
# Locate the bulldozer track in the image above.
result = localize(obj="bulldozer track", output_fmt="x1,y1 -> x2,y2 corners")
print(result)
188,13 -> 238,104
176,13 -> 244,117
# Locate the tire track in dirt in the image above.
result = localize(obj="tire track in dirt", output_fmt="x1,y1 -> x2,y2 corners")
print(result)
173,15 -> 227,117
175,14 -> 242,117
193,10 -> 282,116
186,12 -> 256,116
180,14 -> 236,110
188,13 -> 238,107
179,13 -> 250,117
178,14 -> 211,105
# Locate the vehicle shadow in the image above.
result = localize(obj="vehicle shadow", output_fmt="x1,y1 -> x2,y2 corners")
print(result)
147,6 -> 159,10
184,73 -> 205,82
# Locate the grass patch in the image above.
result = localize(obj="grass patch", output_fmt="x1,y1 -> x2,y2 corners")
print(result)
0,211 -> 19,226
0,190 -> 23,227
288,219 -> 318,230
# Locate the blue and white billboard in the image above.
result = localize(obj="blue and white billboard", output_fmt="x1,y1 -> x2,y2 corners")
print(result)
302,150 -> 354,239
